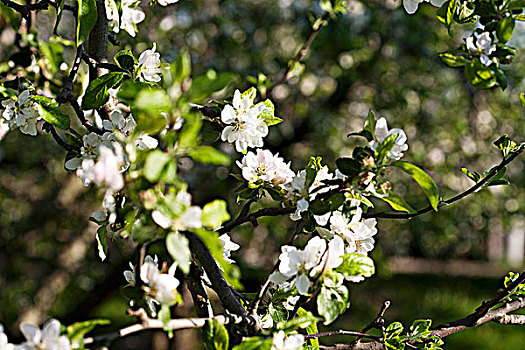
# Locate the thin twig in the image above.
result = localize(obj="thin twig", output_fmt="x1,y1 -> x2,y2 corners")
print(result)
190,103 -> 221,119
42,122 -> 79,152
350,300 -> 390,347
493,314 -> 525,325
219,207 -> 295,234
186,263 -> 214,318
305,330 -> 381,341
70,99 -> 104,135
363,144 -> 525,220
57,45 -> 84,104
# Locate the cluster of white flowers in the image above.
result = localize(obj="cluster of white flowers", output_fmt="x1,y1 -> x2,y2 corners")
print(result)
269,236 -> 344,295
1,90 -> 40,137
124,255 -> 180,306
221,89 -> 270,153
237,149 -> 294,187
77,145 -> 126,192
152,190 -> 203,231
105,0 -> 145,37
218,233 -> 240,264
369,117 -> 408,161
138,43 -> 162,83
402,0 -> 446,14
317,208 -> 378,255
466,32 -> 497,67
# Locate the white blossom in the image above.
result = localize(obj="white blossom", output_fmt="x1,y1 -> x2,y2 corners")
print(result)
369,117 -> 408,160
102,111 -> 136,134
105,0 -> 145,37
237,149 -> 294,187
138,43 -> 162,83
221,89 -> 269,152
151,190 -> 202,231
272,331 -> 304,350
76,145 -> 125,191
0,324 -> 14,350
466,32 -> 497,66
403,0 -> 446,14
219,234 -> 240,264
1,90 -> 39,136
18,319 -> 71,350
140,261 -> 180,305
135,135 -> 158,150
157,0 -> 179,6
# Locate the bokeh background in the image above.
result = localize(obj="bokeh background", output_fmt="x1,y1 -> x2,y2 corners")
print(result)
1,0 -> 524,348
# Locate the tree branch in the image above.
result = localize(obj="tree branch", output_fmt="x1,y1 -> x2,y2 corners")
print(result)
350,301 -> 390,347
42,122 -> 79,152
218,207 -> 295,234
186,263 -> 214,318
184,231 -> 247,316
57,45 -> 84,104
306,330 -> 381,341
69,99 -> 104,135
363,144 -> 525,220
0,0 -> 51,19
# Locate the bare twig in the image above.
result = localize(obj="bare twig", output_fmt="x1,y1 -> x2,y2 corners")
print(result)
350,301 -> 390,347
190,103 -> 221,119
493,314 -> 525,325
69,99 -> 104,135
84,309 -> 256,345
57,45 -> 84,104
219,207 -> 295,234
363,144 -> 525,220
0,0 -> 51,18
186,263 -> 214,318
305,330 -> 381,341
42,122 -> 79,152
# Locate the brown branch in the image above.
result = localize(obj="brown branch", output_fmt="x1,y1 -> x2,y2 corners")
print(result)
0,0 -> 51,18
70,99 -> 104,135
493,314 -> 525,325
219,207 -> 295,234
305,330 -> 381,341
186,263 -> 214,318
363,144 -> 525,220
184,231 -> 247,316
83,309 -> 256,345
190,103 -> 221,119
41,122 -> 79,152
350,301 -> 390,347
57,45 -> 84,104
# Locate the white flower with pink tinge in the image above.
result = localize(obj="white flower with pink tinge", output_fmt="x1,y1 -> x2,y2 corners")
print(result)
237,149 -> 294,187
141,260 -> 180,305
76,145 -> 125,191
221,89 -> 269,152
466,32 -> 497,67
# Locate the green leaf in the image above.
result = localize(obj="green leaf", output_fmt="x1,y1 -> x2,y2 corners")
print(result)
166,232 -> 191,274
497,17 -> 515,43
380,192 -> 416,214
116,80 -> 150,105
76,0 -> 98,46
335,253 -> 375,281
464,59 -> 496,90
67,319 -> 110,347
363,110 -> 376,136
30,95 -> 70,130
347,130 -> 373,141
96,225 -> 108,261
232,337 -> 272,350
385,322 -> 404,338
309,192 -> 345,215
280,309 -> 320,331
203,319 -> 229,350
189,146 -> 231,166
305,156 -> 323,188
439,52 -> 470,67
144,150 -> 171,183
81,72 -> 124,110
493,67 -> 508,90
297,308 -> 319,349
493,134 -> 519,156
317,286 -> 339,325
409,319 -> 431,336
520,93 -> 525,108
172,48 -> 191,83
256,99 -> 283,126
188,71 -> 239,103
201,200 -> 230,229
114,50 -> 136,71
335,157 -> 362,178
375,133 -> 399,162
461,167 -> 480,183
390,161 -> 439,211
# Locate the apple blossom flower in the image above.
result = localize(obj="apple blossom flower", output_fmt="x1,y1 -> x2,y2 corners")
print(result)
466,32 -> 497,66
221,89 -> 270,152
219,234 -> 240,264
1,90 -> 39,136
403,0 -> 446,14
0,324 -> 14,350
369,117 -> 408,160
317,208 -> 377,255
269,236 -> 344,295
138,43 -> 162,83
151,190 -> 202,231
157,0 -> 179,6
77,145 -> 125,191
18,319 -> 71,350
105,0 -> 145,37
272,331 -> 304,350
135,135 -> 159,150
141,260 -> 180,305
103,111 -> 136,134
237,149 -> 294,187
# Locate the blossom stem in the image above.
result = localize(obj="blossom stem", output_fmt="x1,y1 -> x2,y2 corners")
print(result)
218,207 -> 295,234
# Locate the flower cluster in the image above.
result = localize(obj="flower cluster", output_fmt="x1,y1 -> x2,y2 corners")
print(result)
402,0 -> 446,14
0,319 -> 72,350
105,0 -> 145,37
221,89 -> 270,152
237,149 -> 294,188
1,90 -> 40,137
466,32 -> 497,67
269,236 -> 344,295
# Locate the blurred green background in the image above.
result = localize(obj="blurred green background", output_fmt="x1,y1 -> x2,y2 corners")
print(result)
0,0 -> 524,348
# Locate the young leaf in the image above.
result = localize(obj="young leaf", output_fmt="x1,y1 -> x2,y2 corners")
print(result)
144,150 -> 171,183
30,95 -> 70,130
496,17 -> 515,43
81,72 -> 124,110
317,286 -> 339,325
76,0 -> 98,46
379,192 -> 416,214
66,319 -> 110,347
460,167 -> 480,183
232,337 -> 272,350
363,110 -> 376,136
297,308 -> 319,349
114,50 -> 136,71
201,200 -> 231,229
166,232 -> 191,274
189,146 -> 231,166
390,161 -> 439,211
335,157 -> 362,178
203,318 -> 229,350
